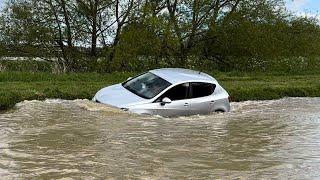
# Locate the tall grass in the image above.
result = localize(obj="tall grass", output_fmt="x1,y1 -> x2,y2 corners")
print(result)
0,71 -> 319,111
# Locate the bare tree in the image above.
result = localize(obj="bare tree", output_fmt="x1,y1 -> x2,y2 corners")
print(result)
75,0 -> 114,56
107,0 -> 138,61
164,0 -> 242,64
60,0 -> 73,47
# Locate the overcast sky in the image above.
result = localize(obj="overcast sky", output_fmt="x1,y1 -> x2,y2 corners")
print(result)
0,0 -> 319,16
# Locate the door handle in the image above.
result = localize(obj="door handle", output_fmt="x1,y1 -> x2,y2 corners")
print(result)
210,100 -> 215,104
184,103 -> 189,107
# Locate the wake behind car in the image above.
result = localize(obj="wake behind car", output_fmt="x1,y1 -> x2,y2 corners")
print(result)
92,68 -> 230,117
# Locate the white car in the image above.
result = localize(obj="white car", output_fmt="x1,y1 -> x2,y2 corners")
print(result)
93,68 -> 230,117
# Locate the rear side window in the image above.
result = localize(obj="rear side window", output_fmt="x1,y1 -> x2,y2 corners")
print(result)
190,83 -> 216,98
159,83 -> 189,101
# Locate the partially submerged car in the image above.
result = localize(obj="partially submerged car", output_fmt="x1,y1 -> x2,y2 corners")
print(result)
92,68 -> 230,117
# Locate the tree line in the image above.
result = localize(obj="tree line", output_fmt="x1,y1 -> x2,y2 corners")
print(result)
0,0 -> 320,73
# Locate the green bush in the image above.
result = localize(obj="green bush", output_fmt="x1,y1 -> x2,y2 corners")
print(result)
0,59 -> 52,72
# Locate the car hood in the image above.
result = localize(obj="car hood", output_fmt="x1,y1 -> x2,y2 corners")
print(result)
94,84 -> 148,108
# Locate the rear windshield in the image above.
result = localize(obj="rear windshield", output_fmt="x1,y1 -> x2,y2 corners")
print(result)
122,72 -> 172,99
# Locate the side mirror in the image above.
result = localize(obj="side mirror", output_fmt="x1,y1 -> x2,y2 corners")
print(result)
161,97 -> 172,106
127,77 -> 133,81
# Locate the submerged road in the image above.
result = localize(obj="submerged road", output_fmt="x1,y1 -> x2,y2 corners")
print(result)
0,98 -> 320,178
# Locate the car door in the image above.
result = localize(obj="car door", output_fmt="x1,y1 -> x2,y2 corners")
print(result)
152,83 -> 190,117
189,82 -> 216,115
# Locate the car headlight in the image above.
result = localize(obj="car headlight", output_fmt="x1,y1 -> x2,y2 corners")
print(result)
92,96 -> 101,103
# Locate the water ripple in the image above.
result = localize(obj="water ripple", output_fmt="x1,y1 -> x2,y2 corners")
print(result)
0,97 -> 320,178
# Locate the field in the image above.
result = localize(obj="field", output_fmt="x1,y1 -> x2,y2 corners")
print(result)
1,71 -> 320,111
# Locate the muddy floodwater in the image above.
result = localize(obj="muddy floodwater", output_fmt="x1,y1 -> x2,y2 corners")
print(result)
0,98 -> 320,179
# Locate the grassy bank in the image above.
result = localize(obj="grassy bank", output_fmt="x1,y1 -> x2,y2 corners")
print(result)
0,71 -> 320,111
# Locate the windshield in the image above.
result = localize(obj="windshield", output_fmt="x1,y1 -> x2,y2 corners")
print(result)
122,72 -> 172,99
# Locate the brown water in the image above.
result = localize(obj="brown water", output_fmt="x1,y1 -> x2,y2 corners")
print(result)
0,98 -> 320,179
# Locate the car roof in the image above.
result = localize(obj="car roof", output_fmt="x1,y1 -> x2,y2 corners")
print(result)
150,68 -> 217,84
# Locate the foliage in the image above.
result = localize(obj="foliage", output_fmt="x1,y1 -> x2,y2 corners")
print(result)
0,59 -> 52,72
0,0 -> 320,72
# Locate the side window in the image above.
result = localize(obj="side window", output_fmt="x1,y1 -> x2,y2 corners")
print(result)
190,83 -> 216,98
159,83 -> 189,101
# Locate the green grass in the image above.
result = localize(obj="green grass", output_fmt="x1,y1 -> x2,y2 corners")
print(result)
0,71 -> 319,111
